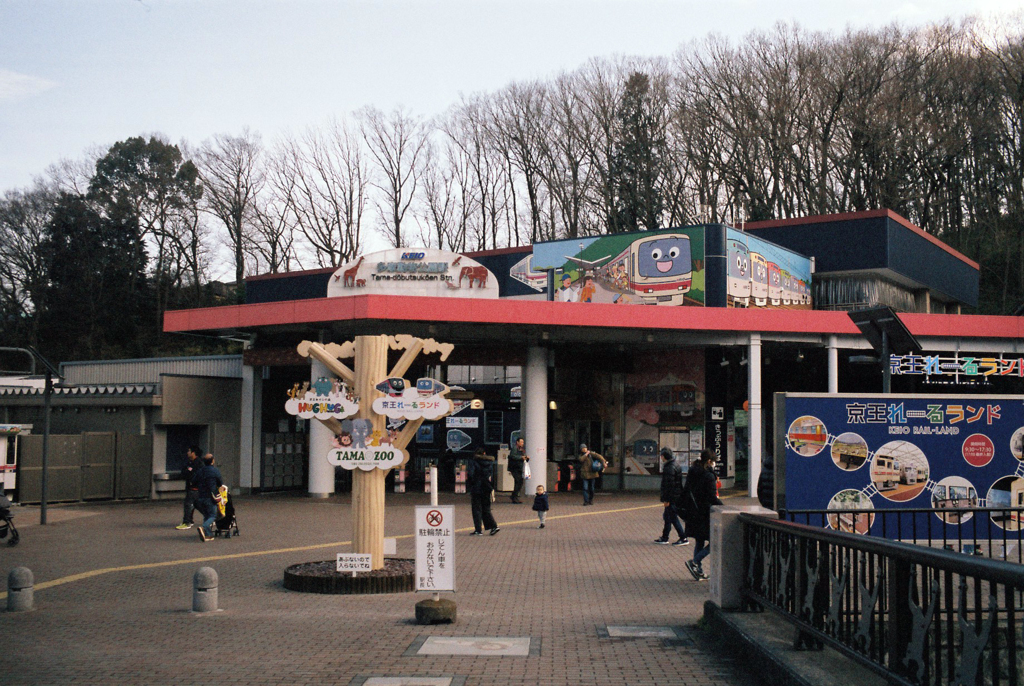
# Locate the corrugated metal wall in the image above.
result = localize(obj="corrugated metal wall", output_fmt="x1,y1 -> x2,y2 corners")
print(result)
61,356 -> 243,385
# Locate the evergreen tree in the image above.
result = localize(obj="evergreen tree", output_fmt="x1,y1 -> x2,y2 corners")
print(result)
33,194 -> 150,362
610,72 -> 666,233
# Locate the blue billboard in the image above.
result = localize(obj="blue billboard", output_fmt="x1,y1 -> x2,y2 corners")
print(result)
776,393 -> 1024,538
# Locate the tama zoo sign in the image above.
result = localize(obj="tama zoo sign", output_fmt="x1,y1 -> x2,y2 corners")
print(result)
327,248 -> 499,299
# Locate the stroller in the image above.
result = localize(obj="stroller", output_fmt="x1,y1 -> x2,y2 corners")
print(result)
212,486 -> 239,539
0,494 -> 19,547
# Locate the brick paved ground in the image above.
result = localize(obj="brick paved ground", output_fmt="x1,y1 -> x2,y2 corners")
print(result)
0,491 -> 762,686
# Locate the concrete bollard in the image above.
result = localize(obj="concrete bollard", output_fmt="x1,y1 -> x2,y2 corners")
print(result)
192,567 -> 218,613
8,567 -> 34,612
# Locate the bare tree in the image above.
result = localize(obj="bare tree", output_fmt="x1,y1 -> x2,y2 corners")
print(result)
0,182 -> 56,346
417,141 -> 469,251
274,118 -> 368,267
359,105 -> 429,248
194,128 -> 265,287
538,72 -> 597,238
491,81 -> 551,244
248,169 -> 298,274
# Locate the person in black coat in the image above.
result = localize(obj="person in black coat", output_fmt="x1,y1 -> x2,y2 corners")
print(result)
532,484 -> 550,528
176,445 -> 202,530
467,449 -> 500,535
195,453 -> 224,542
684,450 -> 723,579
655,448 -> 688,546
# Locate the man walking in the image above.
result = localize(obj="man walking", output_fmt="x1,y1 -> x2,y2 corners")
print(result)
507,436 -> 528,503
175,445 -> 202,530
578,443 -> 607,506
654,447 -> 689,546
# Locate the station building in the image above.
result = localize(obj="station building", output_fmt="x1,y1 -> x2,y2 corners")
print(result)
2,209 -> 1020,504
159,209 -> 1023,502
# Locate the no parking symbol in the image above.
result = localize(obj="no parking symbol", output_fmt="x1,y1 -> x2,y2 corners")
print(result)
415,505 -> 454,592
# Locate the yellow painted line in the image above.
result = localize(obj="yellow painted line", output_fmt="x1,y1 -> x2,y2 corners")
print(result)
0,502 -> 662,600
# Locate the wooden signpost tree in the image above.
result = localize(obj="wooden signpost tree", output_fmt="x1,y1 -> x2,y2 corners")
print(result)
297,334 -> 453,570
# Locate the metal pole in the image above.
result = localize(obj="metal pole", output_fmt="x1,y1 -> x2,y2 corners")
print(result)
881,329 -> 890,394
430,464 -> 439,603
41,369 -> 51,525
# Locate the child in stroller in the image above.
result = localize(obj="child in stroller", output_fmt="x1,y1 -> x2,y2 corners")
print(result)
212,485 -> 239,539
0,494 -> 19,546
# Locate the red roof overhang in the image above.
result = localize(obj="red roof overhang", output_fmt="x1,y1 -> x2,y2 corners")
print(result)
164,295 -> 1024,341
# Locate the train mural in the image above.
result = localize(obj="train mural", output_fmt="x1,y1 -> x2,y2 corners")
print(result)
530,227 -> 706,306
525,225 -> 810,309
726,228 -> 812,310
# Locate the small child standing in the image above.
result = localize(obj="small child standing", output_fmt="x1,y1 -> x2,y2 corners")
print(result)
532,484 -> 549,528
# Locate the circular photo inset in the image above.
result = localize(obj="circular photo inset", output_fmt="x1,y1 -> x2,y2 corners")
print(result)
787,415 -> 828,457
826,489 -> 874,535
931,476 -> 978,525
831,432 -> 868,471
871,441 -> 929,502
987,476 -> 1024,532
1010,427 -> 1024,461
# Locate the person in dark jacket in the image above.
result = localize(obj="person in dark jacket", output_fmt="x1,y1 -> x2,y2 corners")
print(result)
176,445 -> 202,530
532,484 -> 550,528
196,453 -> 224,542
684,450 -> 723,579
507,436 -> 529,503
468,449 -> 500,535
654,448 -> 688,546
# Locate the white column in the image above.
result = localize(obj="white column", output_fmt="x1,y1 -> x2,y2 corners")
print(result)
519,362 -> 528,447
523,346 -> 548,495
827,335 -> 839,394
747,333 -> 762,498
307,358 -> 335,497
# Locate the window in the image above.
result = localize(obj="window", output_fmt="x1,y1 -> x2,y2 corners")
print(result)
484,411 -> 504,445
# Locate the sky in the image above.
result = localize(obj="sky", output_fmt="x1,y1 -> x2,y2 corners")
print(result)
0,0 -> 1019,195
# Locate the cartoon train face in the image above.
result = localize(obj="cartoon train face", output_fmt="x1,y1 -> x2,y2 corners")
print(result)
636,236 -> 692,279
780,269 -> 793,305
416,378 -> 447,396
375,377 -> 406,397
767,262 -> 782,306
750,252 -> 769,306
603,234 -> 693,305
727,239 -> 751,306
634,439 -> 658,457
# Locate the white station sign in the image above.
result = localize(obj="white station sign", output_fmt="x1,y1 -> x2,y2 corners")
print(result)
328,248 -> 499,299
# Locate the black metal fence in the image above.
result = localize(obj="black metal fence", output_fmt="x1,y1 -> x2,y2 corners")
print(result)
742,512 -> 1024,685
783,508 -> 1024,564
